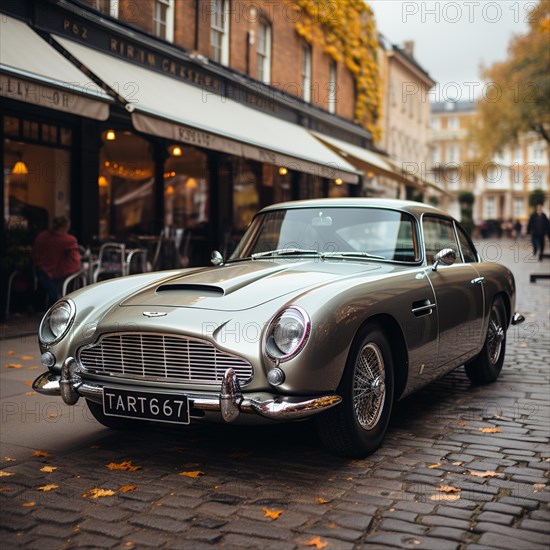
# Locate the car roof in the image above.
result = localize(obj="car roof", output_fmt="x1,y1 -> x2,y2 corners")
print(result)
259,198 -> 452,220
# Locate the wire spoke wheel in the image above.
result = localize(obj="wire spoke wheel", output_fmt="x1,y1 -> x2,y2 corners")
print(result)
353,342 -> 386,430
487,306 -> 504,365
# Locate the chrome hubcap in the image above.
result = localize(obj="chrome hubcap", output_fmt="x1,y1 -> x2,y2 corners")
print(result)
487,307 -> 504,365
353,342 -> 386,430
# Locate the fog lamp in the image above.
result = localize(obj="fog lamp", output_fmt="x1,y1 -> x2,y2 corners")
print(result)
41,352 -> 56,368
267,367 -> 285,386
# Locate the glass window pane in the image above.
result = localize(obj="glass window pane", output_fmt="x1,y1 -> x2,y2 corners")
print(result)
422,216 -> 459,264
456,224 -> 478,263
3,116 -> 20,137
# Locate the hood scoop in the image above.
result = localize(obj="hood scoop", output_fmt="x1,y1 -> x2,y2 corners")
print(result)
156,283 -> 225,296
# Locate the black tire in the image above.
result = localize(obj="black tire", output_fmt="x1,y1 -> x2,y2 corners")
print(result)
465,296 -> 507,384
86,399 -> 143,430
315,324 -> 394,458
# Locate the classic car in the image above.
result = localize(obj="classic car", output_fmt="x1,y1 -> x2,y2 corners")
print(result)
33,199 -> 524,457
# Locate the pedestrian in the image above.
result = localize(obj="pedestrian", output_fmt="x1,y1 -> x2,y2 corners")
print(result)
514,219 -> 522,240
527,204 -> 550,261
32,216 -> 81,305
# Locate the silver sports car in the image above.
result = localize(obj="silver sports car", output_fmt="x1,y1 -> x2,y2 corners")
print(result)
33,199 -> 524,457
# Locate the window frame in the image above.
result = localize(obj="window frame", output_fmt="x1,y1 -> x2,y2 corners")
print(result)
454,222 -> 479,263
153,0 -> 174,42
327,60 -> 337,114
256,20 -> 272,83
301,43 -> 312,103
420,213 -> 461,265
211,0 -> 230,65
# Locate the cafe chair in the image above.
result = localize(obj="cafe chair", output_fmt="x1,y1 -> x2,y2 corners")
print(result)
93,242 -> 126,283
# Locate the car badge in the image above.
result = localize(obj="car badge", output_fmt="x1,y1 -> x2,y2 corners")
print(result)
143,311 -> 168,318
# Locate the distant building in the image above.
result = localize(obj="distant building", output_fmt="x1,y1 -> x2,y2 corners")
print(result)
430,100 -> 549,224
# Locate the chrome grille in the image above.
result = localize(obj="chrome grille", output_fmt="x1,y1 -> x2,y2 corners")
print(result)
78,333 -> 253,385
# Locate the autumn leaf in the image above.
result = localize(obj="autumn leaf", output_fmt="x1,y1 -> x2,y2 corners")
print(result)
40,466 -> 58,473
457,421 -> 467,427
437,485 -> 461,493
345,477 -> 353,481
47,413 -> 59,419
37,484 -> 58,491
468,470 -> 503,478
24,381 -> 33,386
430,493 -> 461,502
119,485 -> 137,493
306,536 -> 328,549
7,351 -> 15,355
0,471 -> 14,477
428,463 -> 441,469
83,488 -> 116,499
3,457 -> 16,462
5,363 -> 22,369
533,483 -> 546,489
107,460 -> 141,472
316,498 -> 329,504
24,392 -> 37,396
262,507 -> 283,520
21,356 -> 34,360
22,502 -> 36,507
0,487 -> 13,492
479,428 -> 502,433
32,451 -> 49,458
179,470 -> 205,478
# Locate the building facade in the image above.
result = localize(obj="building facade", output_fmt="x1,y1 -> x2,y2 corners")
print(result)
430,101 -> 549,226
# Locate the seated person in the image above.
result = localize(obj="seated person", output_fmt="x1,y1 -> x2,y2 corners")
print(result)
32,216 -> 81,305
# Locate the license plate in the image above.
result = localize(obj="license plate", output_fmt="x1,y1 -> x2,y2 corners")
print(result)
103,388 -> 190,425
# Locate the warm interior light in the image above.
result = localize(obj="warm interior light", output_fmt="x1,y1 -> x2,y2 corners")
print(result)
12,161 -> 29,175
186,177 -> 198,189
278,166 -> 288,176
98,176 -> 109,188
165,184 -> 175,196
170,145 -> 183,157
334,178 -> 343,186
105,130 -> 116,141
367,171 -> 375,179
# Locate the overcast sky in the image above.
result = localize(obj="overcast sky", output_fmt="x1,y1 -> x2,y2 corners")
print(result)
370,0 -> 531,102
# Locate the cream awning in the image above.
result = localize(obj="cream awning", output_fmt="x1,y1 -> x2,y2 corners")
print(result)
52,35 -> 361,184
0,14 -> 111,120
312,132 -> 425,191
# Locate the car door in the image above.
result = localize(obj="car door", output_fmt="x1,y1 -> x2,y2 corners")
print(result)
422,215 -> 484,369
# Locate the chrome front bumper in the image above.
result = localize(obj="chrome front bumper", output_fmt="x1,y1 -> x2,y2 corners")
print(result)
32,358 -> 342,422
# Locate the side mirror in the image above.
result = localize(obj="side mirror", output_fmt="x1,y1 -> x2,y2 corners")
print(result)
432,248 -> 456,271
211,250 -> 224,266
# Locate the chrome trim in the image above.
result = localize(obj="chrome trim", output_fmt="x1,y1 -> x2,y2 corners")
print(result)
432,248 -> 457,271
78,332 -> 253,386
411,303 -> 436,315
471,277 -> 485,285
31,369 -> 342,421
265,306 -> 311,362
60,357 -> 81,405
511,312 -> 525,325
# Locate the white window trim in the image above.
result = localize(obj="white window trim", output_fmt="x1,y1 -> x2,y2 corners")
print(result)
153,0 -> 174,42
211,0 -> 230,65
328,61 -> 337,114
302,44 -> 312,102
257,22 -> 271,83
109,0 -> 119,18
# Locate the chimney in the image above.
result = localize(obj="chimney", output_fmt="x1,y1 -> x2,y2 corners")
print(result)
404,40 -> 414,57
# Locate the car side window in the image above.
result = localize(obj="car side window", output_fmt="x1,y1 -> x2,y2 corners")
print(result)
422,216 -> 460,264
455,224 -> 478,263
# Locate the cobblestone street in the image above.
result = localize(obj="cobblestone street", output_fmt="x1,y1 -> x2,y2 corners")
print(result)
1,240 -> 549,549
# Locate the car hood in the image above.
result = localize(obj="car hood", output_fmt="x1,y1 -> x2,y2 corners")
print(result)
120,259 -> 382,311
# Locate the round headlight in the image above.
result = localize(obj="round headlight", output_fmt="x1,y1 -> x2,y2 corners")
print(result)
266,306 -> 310,361
39,300 -> 76,345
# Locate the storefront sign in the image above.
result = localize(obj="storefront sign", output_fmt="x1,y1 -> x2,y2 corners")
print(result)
0,74 -> 109,120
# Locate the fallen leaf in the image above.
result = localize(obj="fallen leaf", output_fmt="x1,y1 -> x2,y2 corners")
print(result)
457,421 -> 467,426
20,356 -> 34,360
24,381 -> 33,386
306,536 -> 328,549
24,391 -> 37,396
327,522 -> 337,528
262,507 -> 283,520
533,483 -> 546,489
346,477 -> 353,481
0,471 -> 14,477
37,484 -> 58,491
123,542 -> 135,548
7,351 -> 15,355
179,470 -> 205,478
468,470 -> 503,478
316,498 -> 329,504
32,451 -> 49,458
0,487 -> 13,492
83,488 -> 116,499
107,460 -> 141,472
479,428 -> 502,433
430,493 -> 461,502
4,457 -> 16,462
22,502 -> 36,507
47,413 -> 59,419
428,463 -> 441,469
437,485 -> 461,493
40,466 -> 58,473
5,363 -> 22,369
452,461 -> 463,466
119,485 -> 137,493
27,366 -> 39,370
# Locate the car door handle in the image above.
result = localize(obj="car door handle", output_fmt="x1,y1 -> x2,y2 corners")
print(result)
412,300 -> 436,316
471,277 -> 485,285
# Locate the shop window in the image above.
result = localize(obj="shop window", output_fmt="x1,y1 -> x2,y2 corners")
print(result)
256,21 -> 271,83
164,146 -> 209,229
233,159 -> 261,231
328,180 -> 349,198
211,0 -> 229,65
98,131 -> 155,239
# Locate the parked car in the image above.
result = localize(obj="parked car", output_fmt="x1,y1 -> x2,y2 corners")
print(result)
33,199 -> 524,457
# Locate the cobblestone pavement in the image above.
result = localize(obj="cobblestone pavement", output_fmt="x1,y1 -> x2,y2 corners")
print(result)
1,240 -> 548,549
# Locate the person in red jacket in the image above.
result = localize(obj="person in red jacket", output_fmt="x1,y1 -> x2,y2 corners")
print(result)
32,216 -> 81,305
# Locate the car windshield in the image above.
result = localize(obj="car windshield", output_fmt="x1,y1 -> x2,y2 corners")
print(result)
230,207 -> 420,263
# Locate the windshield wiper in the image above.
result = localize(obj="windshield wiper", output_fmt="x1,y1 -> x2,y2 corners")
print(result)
251,248 -> 321,259
321,251 -> 386,261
